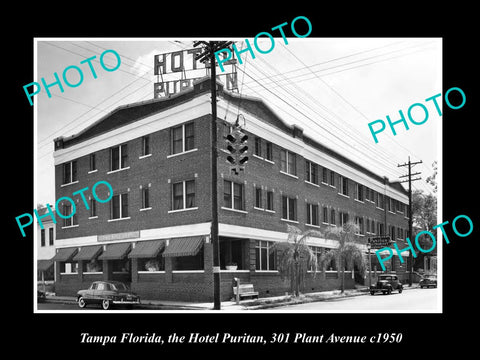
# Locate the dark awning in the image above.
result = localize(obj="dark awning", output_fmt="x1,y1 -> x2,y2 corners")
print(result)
37,259 -> 54,272
162,236 -> 204,258
98,242 -> 131,260
128,240 -> 165,259
51,247 -> 78,262
73,245 -> 103,261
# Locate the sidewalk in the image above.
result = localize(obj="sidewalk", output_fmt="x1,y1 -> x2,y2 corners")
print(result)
43,284 -> 419,311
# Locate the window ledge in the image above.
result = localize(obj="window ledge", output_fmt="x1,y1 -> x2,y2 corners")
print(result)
60,272 -> 78,275
138,270 -> 166,274
265,209 -> 275,214
252,154 -> 264,160
264,158 -> 274,164
253,206 -> 265,211
338,193 -> 350,199
107,217 -> 131,222
280,171 -> 298,179
305,180 -> 320,188
168,207 -> 198,214
376,207 -> 384,211
60,180 -> 79,188
306,223 -> 321,228
83,271 -> 103,275
139,154 -> 152,159
221,207 -> 248,214
388,211 -> 396,214
88,216 -> 98,220
61,224 -> 79,229
254,270 -> 279,273
354,199 -> 364,204
329,184 -> 336,189
140,207 -> 152,212
87,169 -> 98,174
280,218 -> 299,224
107,167 -> 130,175
172,270 -> 204,273
167,148 -> 198,159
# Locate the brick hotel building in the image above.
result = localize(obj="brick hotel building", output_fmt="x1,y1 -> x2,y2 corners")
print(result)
51,77 -> 410,302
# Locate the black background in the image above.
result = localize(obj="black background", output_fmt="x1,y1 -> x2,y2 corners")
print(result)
6,4 -> 477,356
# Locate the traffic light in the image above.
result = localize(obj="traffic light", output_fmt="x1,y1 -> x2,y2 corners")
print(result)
225,123 -> 249,175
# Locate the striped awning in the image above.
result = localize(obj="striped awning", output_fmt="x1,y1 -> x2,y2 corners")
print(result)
37,259 -> 54,272
98,242 -> 131,260
128,240 -> 165,259
51,247 -> 78,262
162,236 -> 204,258
73,245 -> 103,261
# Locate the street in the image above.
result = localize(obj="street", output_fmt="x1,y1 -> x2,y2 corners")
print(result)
271,288 -> 439,312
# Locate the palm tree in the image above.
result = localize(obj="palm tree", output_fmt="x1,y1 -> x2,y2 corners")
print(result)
270,224 -> 323,297
322,221 -> 366,293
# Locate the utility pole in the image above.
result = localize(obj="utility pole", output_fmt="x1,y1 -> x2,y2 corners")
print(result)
398,156 -> 422,286
194,41 -> 233,310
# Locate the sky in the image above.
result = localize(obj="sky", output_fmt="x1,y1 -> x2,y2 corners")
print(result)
35,37 -> 441,206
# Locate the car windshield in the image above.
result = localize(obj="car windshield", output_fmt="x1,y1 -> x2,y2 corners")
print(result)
379,276 -> 392,280
111,283 -> 128,291
424,275 -> 436,279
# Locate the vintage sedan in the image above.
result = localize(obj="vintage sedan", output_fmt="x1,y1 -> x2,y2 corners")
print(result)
420,275 -> 437,288
77,281 -> 140,310
370,274 -> 403,295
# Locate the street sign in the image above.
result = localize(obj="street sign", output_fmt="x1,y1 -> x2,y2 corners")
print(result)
368,236 -> 392,249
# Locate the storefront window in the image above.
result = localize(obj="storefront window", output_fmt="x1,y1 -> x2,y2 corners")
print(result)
138,257 -> 165,272
60,262 -> 78,273
172,247 -> 204,270
83,259 -> 103,273
112,259 -> 130,273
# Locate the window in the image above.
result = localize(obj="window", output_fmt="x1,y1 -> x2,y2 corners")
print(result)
306,203 -> 319,226
265,141 -> 273,161
63,203 -> 78,227
255,240 -> 276,270
366,187 -> 375,202
280,149 -> 296,176
110,144 -> 128,171
355,216 -> 365,235
254,137 -> 262,157
355,183 -> 364,202
90,198 -> 97,217
171,122 -> 195,155
62,161 -> 77,184
339,211 -> 349,226
41,229 -> 45,247
266,190 -> 274,211
390,225 -> 396,240
141,187 -> 150,209
255,186 -> 263,208
322,167 -> 328,184
172,180 -> 195,210
223,180 -> 244,211
377,222 -> 385,235
282,196 -> 297,221
330,208 -> 336,225
322,206 -> 328,223
111,193 -> 129,220
305,160 -> 318,184
376,192 -> 384,209
141,136 -> 150,156
329,170 -> 335,187
339,175 -> 349,196
89,154 -> 96,172
49,228 -> 54,246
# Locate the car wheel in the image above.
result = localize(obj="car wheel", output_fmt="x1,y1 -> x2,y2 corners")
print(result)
102,299 -> 111,310
387,288 -> 392,295
398,287 -> 403,294
420,285 -> 423,289
370,291 -> 375,295
78,296 -> 87,308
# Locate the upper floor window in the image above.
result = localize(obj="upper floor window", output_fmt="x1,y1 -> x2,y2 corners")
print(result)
255,186 -> 263,208
49,227 -> 54,246
172,180 -> 196,210
111,144 -> 128,171
355,183 -> 364,202
111,193 -> 129,220
254,137 -> 262,157
63,203 -> 78,227
305,160 -> 318,185
89,154 -> 96,172
141,136 -> 150,156
376,192 -> 384,209
223,180 -> 244,211
141,187 -> 150,209
266,190 -> 274,211
171,122 -> 194,155
282,195 -> 297,221
63,161 -> 77,184
306,203 -> 319,226
41,229 -> 45,247
339,175 -> 349,196
329,170 -> 336,187
265,141 -> 273,161
339,211 -> 349,226
280,149 -> 296,176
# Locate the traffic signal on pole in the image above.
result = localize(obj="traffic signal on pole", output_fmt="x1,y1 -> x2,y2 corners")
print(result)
225,123 -> 248,175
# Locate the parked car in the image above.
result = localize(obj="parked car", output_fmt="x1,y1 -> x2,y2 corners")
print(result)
420,275 -> 437,288
370,274 -> 403,295
77,281 -> 140,310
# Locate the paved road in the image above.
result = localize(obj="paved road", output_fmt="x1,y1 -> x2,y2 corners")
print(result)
271,288 -> 439,312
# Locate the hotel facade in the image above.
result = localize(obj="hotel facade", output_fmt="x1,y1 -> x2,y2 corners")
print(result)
51,77 -> 410,302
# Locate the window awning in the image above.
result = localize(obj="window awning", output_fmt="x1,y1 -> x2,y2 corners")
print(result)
37,259 -> 54,272
51,247 -> 78,262
98,242 -> 131,260
162,236 -> 204,258
73,245 -> 103,261
128,240 -> 165,259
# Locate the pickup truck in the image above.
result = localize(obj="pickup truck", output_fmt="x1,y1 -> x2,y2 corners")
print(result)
370,274 -> 403,295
